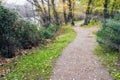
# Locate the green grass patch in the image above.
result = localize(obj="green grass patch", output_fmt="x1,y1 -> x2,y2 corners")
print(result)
94,45 -> 120,80
92,31 -> 97,35
81,20 -> 101,28
74,20 -> 84,24
2,25 -> 76,80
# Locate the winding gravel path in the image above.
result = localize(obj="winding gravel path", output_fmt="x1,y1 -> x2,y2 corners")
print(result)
51,23 -> 113,80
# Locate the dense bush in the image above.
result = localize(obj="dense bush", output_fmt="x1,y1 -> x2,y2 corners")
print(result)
0,6 -> 59,58
43,25 -> 59,39
14,20 -> 59,49
97,12 -> 120,50
47,25 -> 59,32
0,6 -> 18,58
14,19 -> 43,49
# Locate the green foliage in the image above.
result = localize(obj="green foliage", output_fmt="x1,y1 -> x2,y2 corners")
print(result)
0,6 -> 18,58
0,6 -> 59,58
114,12 -> 120,20
97,12 -> 120,50
94,45 -> 120,80
47,25 -> 59,32
88,19 -> 101,26
96,12 -> 120,80
41,28 -> 54,39
82,19 -> 101,28
40,25 -> 59,39
14,19 -> 42,49
2,25 -> 76,80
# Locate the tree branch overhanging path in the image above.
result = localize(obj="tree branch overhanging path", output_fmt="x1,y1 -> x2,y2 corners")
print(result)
51,22 -> 113,80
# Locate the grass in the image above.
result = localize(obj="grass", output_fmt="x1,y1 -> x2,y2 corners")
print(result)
94,45 -> 120,80
81,20 -> 101,28
2,25 -> 76,80
74,20 -> 84,24
92,31 -> 98,35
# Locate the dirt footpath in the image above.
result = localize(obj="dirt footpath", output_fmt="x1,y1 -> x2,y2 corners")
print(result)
51,23 -> 113,80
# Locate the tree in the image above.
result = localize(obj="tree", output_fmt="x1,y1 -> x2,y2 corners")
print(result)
51,0 -> 60,25
103,0 -> 109,25
62,0 -> 68,24
84,0 -> 92,25
27,0 -> 49,27
47,0 -> 51,26
68,0 -> 75,26
27,0 -> 60,27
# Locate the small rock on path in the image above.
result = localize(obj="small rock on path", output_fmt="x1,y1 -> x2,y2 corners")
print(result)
51,23 -> 113,80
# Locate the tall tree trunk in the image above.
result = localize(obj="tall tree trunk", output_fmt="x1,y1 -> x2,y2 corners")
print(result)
41,0 -> 47,14
41,0 -> 49,27
32,0 -> 46,27
51,0 -> 60,25
47,0 -> 51,26
63,0 -> 68,24
28,0 -> 50,27
68,0 -> 75,26
33,0 -> 44,15
103,0 -> 109,26
84,0 -> 92,25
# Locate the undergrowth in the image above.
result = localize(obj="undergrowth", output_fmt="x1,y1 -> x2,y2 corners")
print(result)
1,25 -> 76,80
82,19 -> 101,28
94,46 -> 120,80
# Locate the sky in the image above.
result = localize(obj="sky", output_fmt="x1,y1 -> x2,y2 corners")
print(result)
6,0 -> 27,5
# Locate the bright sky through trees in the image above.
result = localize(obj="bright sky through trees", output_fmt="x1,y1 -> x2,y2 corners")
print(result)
6,0 -> 27,5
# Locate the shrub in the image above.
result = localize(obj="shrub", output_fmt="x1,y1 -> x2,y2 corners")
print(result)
0,6 -> 45,57
0,6 -> 18,58
88,19 -> 101,26
40,25 -> 59,39
0,5 -> 59,58
41,28 -> 54,39
14,19 -> 41,49
97,12 -> 120,51
47,25 -> 59,32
